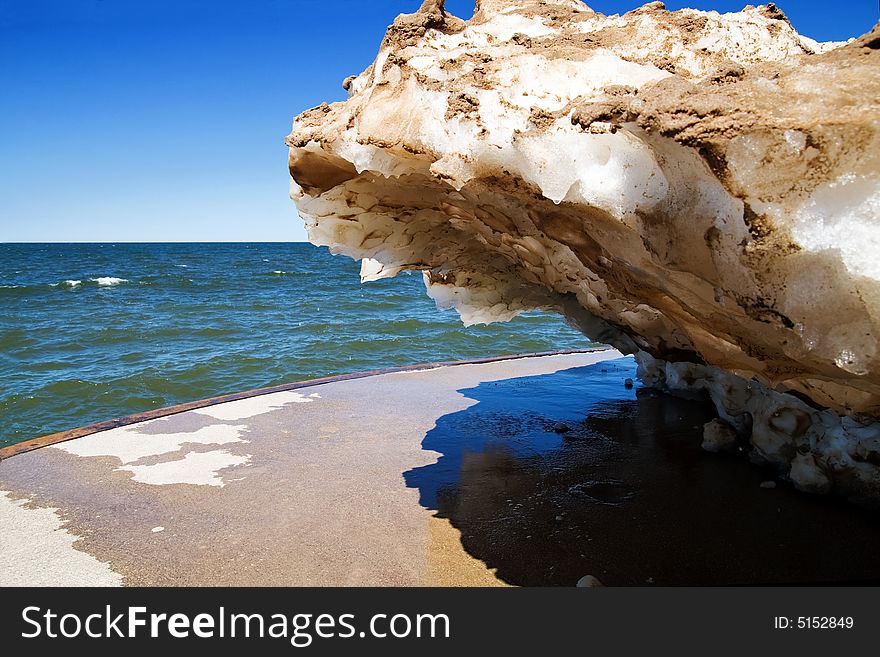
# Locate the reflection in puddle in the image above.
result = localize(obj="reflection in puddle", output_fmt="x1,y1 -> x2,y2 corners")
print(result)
404,357 -> 880,586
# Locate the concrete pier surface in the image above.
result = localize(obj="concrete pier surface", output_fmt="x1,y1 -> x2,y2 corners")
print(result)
0,350 -> 620,586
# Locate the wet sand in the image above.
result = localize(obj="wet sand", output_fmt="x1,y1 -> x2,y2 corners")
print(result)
2,350 -> 879,586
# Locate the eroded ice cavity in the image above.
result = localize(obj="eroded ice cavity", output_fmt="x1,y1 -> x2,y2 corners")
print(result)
286,0 -> 880,502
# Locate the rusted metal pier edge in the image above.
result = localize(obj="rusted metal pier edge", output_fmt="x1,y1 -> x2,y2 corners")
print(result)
0,348 -> 609,460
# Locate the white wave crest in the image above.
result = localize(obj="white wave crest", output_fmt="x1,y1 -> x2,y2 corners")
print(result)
90,277 -> 128,286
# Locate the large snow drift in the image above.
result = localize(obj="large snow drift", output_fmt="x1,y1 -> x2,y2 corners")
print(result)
287,0 -> 880,501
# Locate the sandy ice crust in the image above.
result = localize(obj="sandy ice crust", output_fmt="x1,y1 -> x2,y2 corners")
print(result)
286,1 -> 880,500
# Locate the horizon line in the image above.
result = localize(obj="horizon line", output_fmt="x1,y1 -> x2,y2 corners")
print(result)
1,240 -> 313,245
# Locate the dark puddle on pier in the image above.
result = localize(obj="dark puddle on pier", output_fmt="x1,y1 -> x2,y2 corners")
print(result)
404,357 -> 880,586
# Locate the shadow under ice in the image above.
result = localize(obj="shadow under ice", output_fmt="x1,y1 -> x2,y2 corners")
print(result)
404,357 -> 880,586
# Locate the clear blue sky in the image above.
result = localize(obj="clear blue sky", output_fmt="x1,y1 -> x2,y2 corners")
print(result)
1,0 -> 876,242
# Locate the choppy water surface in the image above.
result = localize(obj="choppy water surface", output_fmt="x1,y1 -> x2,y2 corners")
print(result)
0,242 -> 594,446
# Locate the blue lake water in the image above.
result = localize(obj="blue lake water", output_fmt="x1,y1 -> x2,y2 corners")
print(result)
0,242 -> 594,446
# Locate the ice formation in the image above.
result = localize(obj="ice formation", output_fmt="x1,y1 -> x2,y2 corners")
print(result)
286,1 -> 880,501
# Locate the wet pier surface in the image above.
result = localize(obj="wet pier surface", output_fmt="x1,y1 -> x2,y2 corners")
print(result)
2,350 -> 879,586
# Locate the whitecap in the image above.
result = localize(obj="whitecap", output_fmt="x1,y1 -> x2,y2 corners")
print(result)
90,277 -> 128,286
60,279 -> 82,287
175,264 -> 188,268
